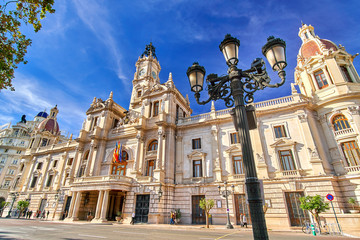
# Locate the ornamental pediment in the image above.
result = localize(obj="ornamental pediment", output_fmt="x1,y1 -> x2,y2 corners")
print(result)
143,83 -> 168,96
187,150 -> 206,159
224,145 -> 241,154
270,139 -> 297,148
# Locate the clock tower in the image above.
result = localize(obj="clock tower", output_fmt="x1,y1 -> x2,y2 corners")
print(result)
130,43 -> 161,109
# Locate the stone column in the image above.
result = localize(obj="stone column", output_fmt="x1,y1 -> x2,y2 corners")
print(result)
65,191 -> 77,219
94,190 -> 104,220
175,135 -> 183,184
155,128 -> 164,170
71,191 -> 82,220
93,141 -> 106,176
22,158 -> 36,192
211,125 -> 222,182
132,131 -> 144,174
73,146 -> 84,178
100,190 -> 110,221
85,141 -> 97,176
39,155 -> 52,191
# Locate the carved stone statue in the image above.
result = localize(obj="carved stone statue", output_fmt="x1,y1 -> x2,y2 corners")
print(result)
20,115 -> 27,123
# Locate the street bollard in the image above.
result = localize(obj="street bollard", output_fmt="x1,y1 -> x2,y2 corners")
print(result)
311,224 -> 316,236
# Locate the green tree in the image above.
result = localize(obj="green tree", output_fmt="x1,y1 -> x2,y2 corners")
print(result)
0,201 -> 10,217
0,0 -> 55,91
300,195 -> 329,233
199,198 -> 215,228
16,200 -> 29,218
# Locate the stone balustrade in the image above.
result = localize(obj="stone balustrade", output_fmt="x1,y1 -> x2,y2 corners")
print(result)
345,165 -> 360,174
334,128 -> 354,136
177,94 -> 310,125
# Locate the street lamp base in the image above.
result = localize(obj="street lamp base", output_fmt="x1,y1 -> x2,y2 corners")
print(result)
226,224 -> 234,229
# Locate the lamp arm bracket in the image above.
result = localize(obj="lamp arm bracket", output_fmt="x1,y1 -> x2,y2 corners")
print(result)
195,75 -> 234,107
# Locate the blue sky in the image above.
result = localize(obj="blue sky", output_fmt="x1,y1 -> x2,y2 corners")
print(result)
1,0 -> 360,137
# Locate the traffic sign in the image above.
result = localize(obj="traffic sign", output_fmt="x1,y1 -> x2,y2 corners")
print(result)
326,193 -> 334,201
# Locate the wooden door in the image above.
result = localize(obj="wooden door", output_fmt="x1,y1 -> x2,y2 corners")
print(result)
234,194 -> 251,225
135,194 -> 150,223
285,192 -> 309,226
192,195 -> 206,224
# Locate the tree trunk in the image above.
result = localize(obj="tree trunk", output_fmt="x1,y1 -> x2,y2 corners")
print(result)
206,212 -> 209,228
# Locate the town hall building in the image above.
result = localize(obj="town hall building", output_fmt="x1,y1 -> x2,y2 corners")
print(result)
3,24 -> 360,232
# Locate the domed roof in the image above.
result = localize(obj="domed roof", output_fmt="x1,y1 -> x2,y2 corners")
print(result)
38,118 -> 60,135
36,111 -> 48,118
300,39 -> 337,59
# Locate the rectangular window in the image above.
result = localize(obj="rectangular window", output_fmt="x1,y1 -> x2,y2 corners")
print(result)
4,180 -> 10,187
53,160 -> 58,168
37,162 -> 43,170
193,160 -> 202,177
192,138 -> 201,149
314,70 -> 328,89
67,158 -> 74,166
16,150 -> 22,154
91,117 -> 98,131
30,176 -> 38,188
340,66 -> 352,82
46,175 -> 53,187
230,132 -> 240,144
153,101 -> 159,117
12,159 -> 18,165
233,156 -> 244,174
112,119 -> 119,129
149,102 -> 152,117
137,90 -> 142,97
341,141 -> 360,166
41,139 -> 48,147
274,125 -> 287,138
0,158 -> 5,164
146,160 -> 155,177
13,177 -> 20,188
8,169 -> 15,175
279,150 -> 296,171
4,149 -> 8,153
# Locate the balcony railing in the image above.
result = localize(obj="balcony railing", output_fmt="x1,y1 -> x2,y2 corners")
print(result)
276,169 -> 303,178
177,94 -> 310,125
345,165 -> 360,173
73,175 -> 133,184
334,128 -> 354,137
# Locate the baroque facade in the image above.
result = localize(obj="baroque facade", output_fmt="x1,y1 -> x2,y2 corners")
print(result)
0,112 -> 48,207
4,24 -> 360,231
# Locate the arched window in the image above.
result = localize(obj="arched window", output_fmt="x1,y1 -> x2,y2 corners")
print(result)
112,150 -> 128,176
148,140 -> 158,151
332,115 -> 351,131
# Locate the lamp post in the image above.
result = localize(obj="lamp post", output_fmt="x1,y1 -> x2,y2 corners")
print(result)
187,34 -> 287,240
218,181 -> 235,229
6,192 -> 19,218
52,189 -> 60,220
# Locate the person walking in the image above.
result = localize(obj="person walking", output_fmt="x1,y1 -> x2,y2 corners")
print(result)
242,214 -> 247,228
46,210 -> 50,219
130,212 -> 135,225
170,211 -> 175,225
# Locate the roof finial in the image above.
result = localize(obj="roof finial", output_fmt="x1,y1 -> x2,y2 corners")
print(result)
301,20 -> 304,26
109,91 -> 113,100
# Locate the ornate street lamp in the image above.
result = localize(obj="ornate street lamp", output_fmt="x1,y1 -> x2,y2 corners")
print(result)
218,181 -> 235,229
6,192 -> 19,218
187,34 -> 287,240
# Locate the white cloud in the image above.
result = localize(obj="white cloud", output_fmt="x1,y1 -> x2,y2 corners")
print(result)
72,0 -> 129,87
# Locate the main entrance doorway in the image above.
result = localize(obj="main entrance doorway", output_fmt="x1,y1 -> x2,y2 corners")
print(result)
61,196 -> 72,220
135,194 -> 150,223
285,192 -> 309,226
192,195 -> 206,224
234,194 -> 251,225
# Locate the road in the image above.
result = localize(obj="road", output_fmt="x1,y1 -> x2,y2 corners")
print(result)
0,218 -> 355,240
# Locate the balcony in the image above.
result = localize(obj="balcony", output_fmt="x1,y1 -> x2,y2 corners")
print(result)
345,165 -> 360,174
334,128 -> 355,137
228,174 -> 245,181
275,169 -> 304,178
73,175 -> 133,185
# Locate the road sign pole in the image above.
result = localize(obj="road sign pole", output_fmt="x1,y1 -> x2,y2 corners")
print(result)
330,201 -> 342,235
